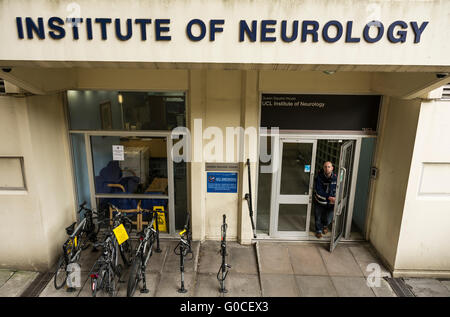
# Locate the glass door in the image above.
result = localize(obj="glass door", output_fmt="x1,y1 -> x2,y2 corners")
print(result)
270,138 -> 317,238
330,140 -> 355,252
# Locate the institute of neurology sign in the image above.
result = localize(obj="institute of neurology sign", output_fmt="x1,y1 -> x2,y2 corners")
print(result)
15,17 -> 428,44
1,0 -> 448,66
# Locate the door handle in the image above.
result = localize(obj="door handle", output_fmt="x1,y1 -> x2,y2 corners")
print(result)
335,167 -> 347,216
339,167 -> 347,196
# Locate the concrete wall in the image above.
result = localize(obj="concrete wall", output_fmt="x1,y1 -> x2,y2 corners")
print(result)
0,94 -> 75,271
204,70 -> 242,241
393,99 -> 450,277
367,97 -> 421,271
1,0 -> 449,67
188,69 -> 259,243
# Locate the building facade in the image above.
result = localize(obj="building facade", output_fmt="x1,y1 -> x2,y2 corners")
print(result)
0,0 -> 449,278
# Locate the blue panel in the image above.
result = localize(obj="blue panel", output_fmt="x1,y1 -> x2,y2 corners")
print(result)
207,172 -> 238,193
71,134 -> 91,209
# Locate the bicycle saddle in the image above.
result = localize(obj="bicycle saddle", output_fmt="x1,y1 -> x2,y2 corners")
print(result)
65,222 -> 77,235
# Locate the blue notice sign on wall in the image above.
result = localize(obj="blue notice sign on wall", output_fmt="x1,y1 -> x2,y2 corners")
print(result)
207,172 -> 238,193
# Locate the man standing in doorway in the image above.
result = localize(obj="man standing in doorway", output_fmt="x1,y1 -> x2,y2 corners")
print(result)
313,161 -> 337,239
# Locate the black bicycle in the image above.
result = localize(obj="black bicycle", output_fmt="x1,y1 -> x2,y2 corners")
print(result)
90,233 -> 119,297
217,214 -> 231,293
126,208 -> 162,297
53,201 -> 100,290
108,204 -> 134,267
174,212 -> 193,293
89,206 -> 134,297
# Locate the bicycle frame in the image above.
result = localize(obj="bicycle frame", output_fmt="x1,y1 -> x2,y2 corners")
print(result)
54,202 -> 101,291
217,214 -> 231,293
90,206 -> 133,297
109,205 -> 134,267
175,213 -> 192,293
90,234 -> 119,297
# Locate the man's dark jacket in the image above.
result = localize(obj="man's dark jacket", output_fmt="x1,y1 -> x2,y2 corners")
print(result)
314,169 -> 337,207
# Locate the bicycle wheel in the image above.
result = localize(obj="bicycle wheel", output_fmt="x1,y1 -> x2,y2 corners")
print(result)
91,265 -> 106,297
120,240 -> 133,267
79,232 -> 91,251
108,266 -> 116,297
53,255 -> 67,289
91,276 -> 98,297
127,257 -> 142,297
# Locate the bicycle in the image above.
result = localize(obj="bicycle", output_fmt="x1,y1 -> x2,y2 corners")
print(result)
126,208 -> 162,297
174,212 -> 193,293
107,204 -> 134,267
217,214 -> 231,293
89,206 -> 134,297
90,232 -> 119,297
53,201 -> 100,290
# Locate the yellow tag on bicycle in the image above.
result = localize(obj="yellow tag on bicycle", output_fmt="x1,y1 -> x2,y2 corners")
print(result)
74,236 -> 78,248
113,224 -> 129,245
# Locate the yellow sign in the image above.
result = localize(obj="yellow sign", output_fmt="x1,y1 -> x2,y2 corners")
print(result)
153,206 -> 167,232
113,224 -> 129,245
74,236 -> 77,248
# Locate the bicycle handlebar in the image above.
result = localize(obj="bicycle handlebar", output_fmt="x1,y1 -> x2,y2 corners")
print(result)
77,201 -> 89,214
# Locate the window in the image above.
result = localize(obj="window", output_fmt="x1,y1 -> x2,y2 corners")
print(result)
0,157 -> 26,190
67,90 -> 186,131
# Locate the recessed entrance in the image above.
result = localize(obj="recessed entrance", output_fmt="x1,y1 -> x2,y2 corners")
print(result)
256,135 -> 376,250
256,93 -> 380,250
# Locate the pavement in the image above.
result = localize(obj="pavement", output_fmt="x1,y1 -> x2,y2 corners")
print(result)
1,240 -> 450,297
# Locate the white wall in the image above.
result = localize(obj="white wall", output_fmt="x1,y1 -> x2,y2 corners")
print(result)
188,70 -> 253,242
394,99 -> 450,277
0,94 -> 76,271
0,0 -> 449,67
367,97 -> 421,270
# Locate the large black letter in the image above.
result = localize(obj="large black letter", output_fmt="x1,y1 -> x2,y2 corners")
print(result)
95,18 -> 112,40
239,20 -> 257,42
48,17 -> 66,39
135,19 -> 152,41
281,20 -> 298,42
25,17 -> 45,39
410,21 -> 428,43
301,20 -> 319,42
115,18 -> 132,41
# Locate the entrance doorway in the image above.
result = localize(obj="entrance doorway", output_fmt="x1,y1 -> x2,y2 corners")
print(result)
269,138 -> 316,239
256,135 -> 376,251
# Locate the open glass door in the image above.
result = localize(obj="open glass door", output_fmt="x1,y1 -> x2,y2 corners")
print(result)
271,138 -> 316,238
330,140 -> 355,252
